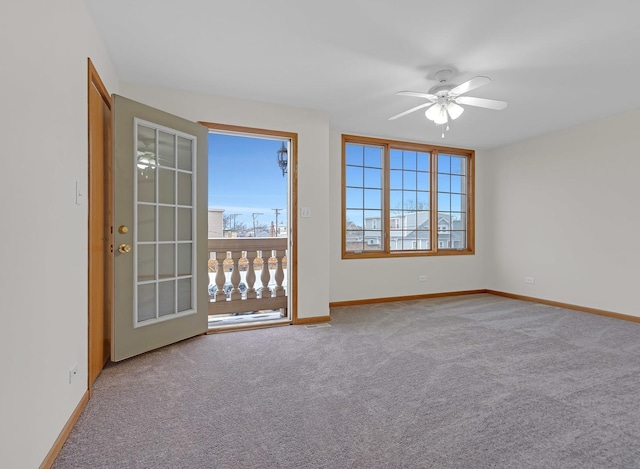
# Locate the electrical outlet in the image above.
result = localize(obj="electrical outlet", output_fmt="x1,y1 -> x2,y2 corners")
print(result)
419,275 -> 427,282
525,276 -> 535,284
69,364 -> 78,384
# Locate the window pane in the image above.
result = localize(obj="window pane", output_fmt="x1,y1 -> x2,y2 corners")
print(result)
450,157 -> 465,175
438,173 -> 450,192
177,137 -> 192,171
403,151 -> 417,170
346,188 -> 363,209
389,190 -> 403,213
158,168 -> 175,205
416,211 -> 430,229
345,144 -> 363,166
451,194 -> 465,212
451,213 -> 466,230
364,146 -> 382,168
403,194 -> 420,210
346,165 -> 363,187
390,170 -> 403,189
137,204 -> 155,242
438,155 -> 451,173
403,210 -> 418,229
158,131 -> 176,168
438,193 -> 450,211
364,210 -> 382,228
158,280 -> 176,317
158,206 -> 175,241
177,243 -> 192,277
177,278 -> 192,312
137,283 -> 156,323
403,231 -> 417,247
158,244 -> 175,279
364,240 -> 382,251
417,171 -> 430,190
346,209 -> 363,228
403,171 -> 416,190
137,164 -> 156,203
137,244 -> 155,282
417,152 -> 430,171
177,208 -> 192,241
450,231 -> 467,249
364,168 -> 382,189
451,175 -> 465,194
346,233 -> 364,252
364,189 -> 382,209
416,191 -> 430,210
390,149 -> 402,169
177,172 -> 192,206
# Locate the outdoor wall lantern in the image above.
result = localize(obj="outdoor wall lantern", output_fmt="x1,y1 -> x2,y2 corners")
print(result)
276,141 -> 288,177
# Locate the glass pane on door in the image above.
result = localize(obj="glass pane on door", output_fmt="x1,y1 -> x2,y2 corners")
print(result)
134,118 -> 196,327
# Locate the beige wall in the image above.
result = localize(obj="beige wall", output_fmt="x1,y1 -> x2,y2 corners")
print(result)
120,82 -> 331,321
484,109 -> 640,316
328,131 -> 488,302
0,0 -> 118,467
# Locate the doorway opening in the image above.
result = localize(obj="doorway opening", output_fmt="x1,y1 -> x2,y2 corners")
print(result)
205,127 -> 295,330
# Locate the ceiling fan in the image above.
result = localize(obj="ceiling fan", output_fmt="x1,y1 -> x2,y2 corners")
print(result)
389,70 -> 508,135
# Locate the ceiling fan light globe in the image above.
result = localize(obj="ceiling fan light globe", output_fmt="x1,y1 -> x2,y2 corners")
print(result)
434,106 -> 448,125
425,104 -> 442,121
447,102 -> 464,120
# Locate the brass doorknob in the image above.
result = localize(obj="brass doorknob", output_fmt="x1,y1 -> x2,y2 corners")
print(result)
118,225 -> 129,234
118,244 -> 132,254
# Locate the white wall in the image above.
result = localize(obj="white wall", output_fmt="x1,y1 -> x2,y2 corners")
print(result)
328,131 -> 488,302
119,82 -> 331,320
0,0 -> 118,467
485,109 -> 640,316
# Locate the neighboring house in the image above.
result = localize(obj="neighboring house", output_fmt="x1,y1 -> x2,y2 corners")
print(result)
361,211 -> 466,250
207,208 -> 225,238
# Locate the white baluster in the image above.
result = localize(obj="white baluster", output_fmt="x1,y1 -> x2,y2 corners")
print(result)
245,250 -> 257,299
229,250 -> 242,301
214,251 -> 226,302
273,249 -> 285,297
259,250 -> 271,298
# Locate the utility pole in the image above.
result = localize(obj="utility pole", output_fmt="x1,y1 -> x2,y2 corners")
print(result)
252,212 -> 263,237
229,213 -> 240,231
272,208 -> 282,237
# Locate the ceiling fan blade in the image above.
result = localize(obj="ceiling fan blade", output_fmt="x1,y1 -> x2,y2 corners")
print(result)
396,91 -> 437,101
450,76 -> 491,96
456,96 -> 508,110
388,102 -> 434,120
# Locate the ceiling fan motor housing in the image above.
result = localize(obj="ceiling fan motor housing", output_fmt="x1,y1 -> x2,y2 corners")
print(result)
429,84 -> 457,96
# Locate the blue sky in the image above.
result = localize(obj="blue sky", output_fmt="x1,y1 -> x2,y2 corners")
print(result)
208,133 -> 288,229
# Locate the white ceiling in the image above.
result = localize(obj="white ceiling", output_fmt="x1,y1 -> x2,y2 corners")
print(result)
86,0 -> 640,150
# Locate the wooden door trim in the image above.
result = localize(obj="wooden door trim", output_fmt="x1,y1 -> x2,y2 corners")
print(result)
87,58 -> 112,394
88,59 -> 111,111
200,122 -> 299,324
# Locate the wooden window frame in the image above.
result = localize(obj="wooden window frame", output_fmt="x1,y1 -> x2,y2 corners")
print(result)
342,134 -> 475,259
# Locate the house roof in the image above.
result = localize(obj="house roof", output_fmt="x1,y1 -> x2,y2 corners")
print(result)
86,1 -> 640,150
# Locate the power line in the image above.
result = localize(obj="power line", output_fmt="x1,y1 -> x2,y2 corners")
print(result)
272,208 -> 283,237
227,213 -> 241,231
252,212 -> 263,237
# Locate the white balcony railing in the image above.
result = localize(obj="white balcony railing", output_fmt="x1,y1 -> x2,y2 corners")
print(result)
208,237 -> 288,315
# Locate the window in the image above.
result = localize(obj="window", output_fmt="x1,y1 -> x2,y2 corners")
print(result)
342,134 -> 474,258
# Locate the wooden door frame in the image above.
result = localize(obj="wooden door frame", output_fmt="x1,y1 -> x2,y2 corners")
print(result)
200,123 -> 299,324
87,58 -> 113,393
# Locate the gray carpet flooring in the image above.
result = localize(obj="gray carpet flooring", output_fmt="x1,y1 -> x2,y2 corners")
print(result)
53,294 -> 640,468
